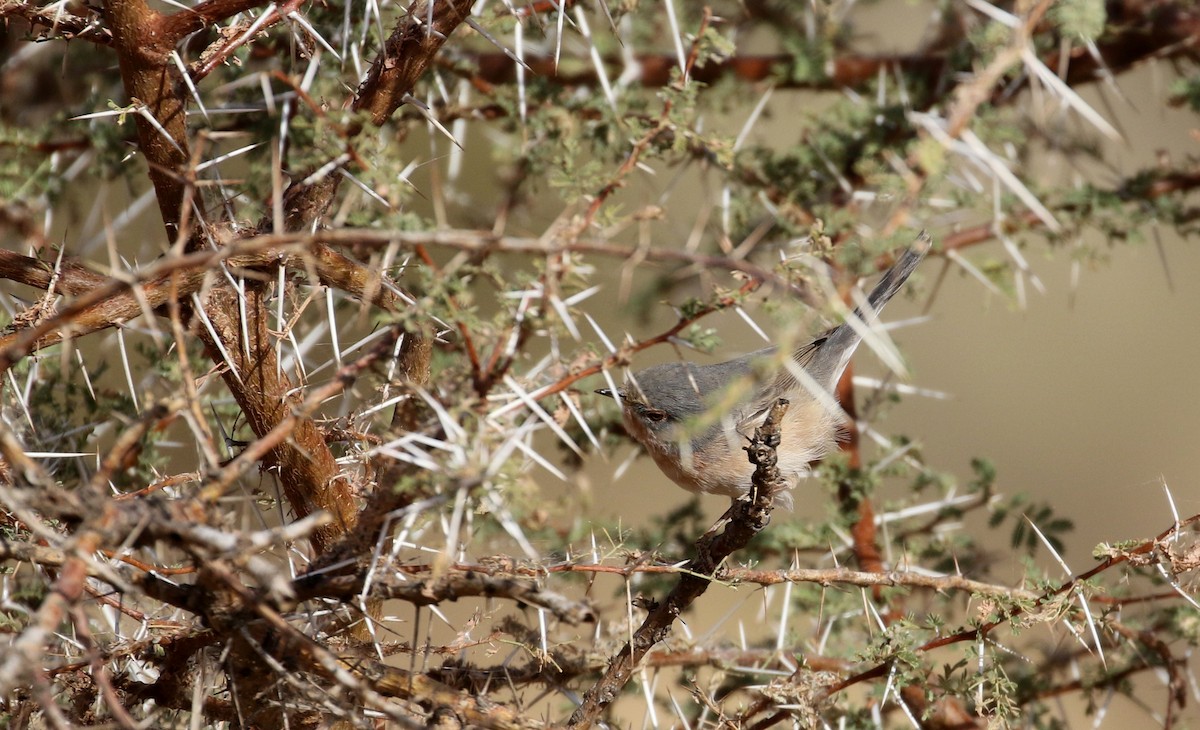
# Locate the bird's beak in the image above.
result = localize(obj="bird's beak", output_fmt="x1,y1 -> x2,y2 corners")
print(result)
595,388 -> 620,399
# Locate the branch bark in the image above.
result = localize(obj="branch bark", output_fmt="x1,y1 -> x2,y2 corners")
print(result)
567,399 -> 791,728
102,0 -> 197,241
0,243 -> 408,369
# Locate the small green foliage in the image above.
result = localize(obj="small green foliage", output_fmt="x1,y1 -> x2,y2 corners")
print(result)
910,460 -> 954,495
750,513 -> 839,555
990,493 -> 1074,554
968,19 -> 1015,64
692,26 -> 736,69
7,574 -> 48,609
1167,605 -> 1200,645
1169,75 -> 1200,113
734,99 -> 923,238
969,457 -> 997,493
1050,0 -> 1107,42
677,297 -> 708,319
549,156 -> 609,203
975,660 -> 1020,720
660,71 -> 701,134
603,499 -> 711,594
911,136 -> 948,178
780,33 -> 831,86
1092,539 -> 1142,559
923,612 -> 947,633
680,324 -> 720,352
857,615 -> 924,674
0,609 -> 25,633
818,454 -> 879,507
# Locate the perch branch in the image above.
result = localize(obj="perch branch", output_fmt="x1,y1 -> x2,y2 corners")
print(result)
567,399 -> 791,728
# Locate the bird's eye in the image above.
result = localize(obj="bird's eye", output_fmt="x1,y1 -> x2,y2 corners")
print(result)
642,408 -> 668,423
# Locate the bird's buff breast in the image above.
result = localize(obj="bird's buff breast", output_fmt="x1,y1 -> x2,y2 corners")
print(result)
623,399 -> 837,500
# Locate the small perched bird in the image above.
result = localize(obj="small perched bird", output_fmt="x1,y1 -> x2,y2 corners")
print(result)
597,233 -> 930,504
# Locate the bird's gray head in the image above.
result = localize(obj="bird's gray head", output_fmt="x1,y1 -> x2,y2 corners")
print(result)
597,362 -> 698,441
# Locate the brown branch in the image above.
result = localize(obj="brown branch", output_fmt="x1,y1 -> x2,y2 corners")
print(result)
294,566 -> 597,626
48,625 -> 216,682
186,0 -> 306,82
0,540 -> 67,567
68,604 -> 139,729
947,0 -> 1055,139
182,242 -> 413,558
0,0 -> 113,43
181,0 -> 477,584
291,554 -> 1042,627
0,241 -> 420,560
428,628 -> 855,693
940,167 -> 1200,251
196,284 -> 358,555
0,248 -> 109,295
462,50 -> 947,93
833,362 -> 886,580
0,530 -> 101,695
157,0 -> 270,43
1080,621 -> 1186,722
195,554 -> 542,728
99,0 -> 357,598
3,139 -> 1195,382
454,1 -> 1200,95
0,242 -> 408,372
337,653 -> 546,729
305,333 -> 434,584
567,399 -> 791,728
102,0 -> 197,242
111,471 -> 201,501
735,514 -> 1200,728
0,225 -> 802,372
821,512 -> 1200,699
327,228 -> 803,300
194,320 -> 403,500
0,230 -> 786,411
215,0 -> 480,570
569,10 -> 715,236
351,0 -> 475,130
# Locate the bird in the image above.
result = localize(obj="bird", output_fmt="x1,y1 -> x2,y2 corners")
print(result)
597,232 -> 930,504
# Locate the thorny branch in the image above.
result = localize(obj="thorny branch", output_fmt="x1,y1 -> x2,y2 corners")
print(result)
568,399 -> 792,728
3,0 -> 1200,726
454,0 -> 1200,94
736,513 -> 1200,729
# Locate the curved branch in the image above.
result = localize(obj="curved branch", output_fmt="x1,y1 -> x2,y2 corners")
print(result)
157,0 -> 271,44
102,0 -> 197,242
351,0 -> 474,130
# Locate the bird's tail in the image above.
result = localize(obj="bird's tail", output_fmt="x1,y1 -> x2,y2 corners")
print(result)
798,231 -> 932,391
